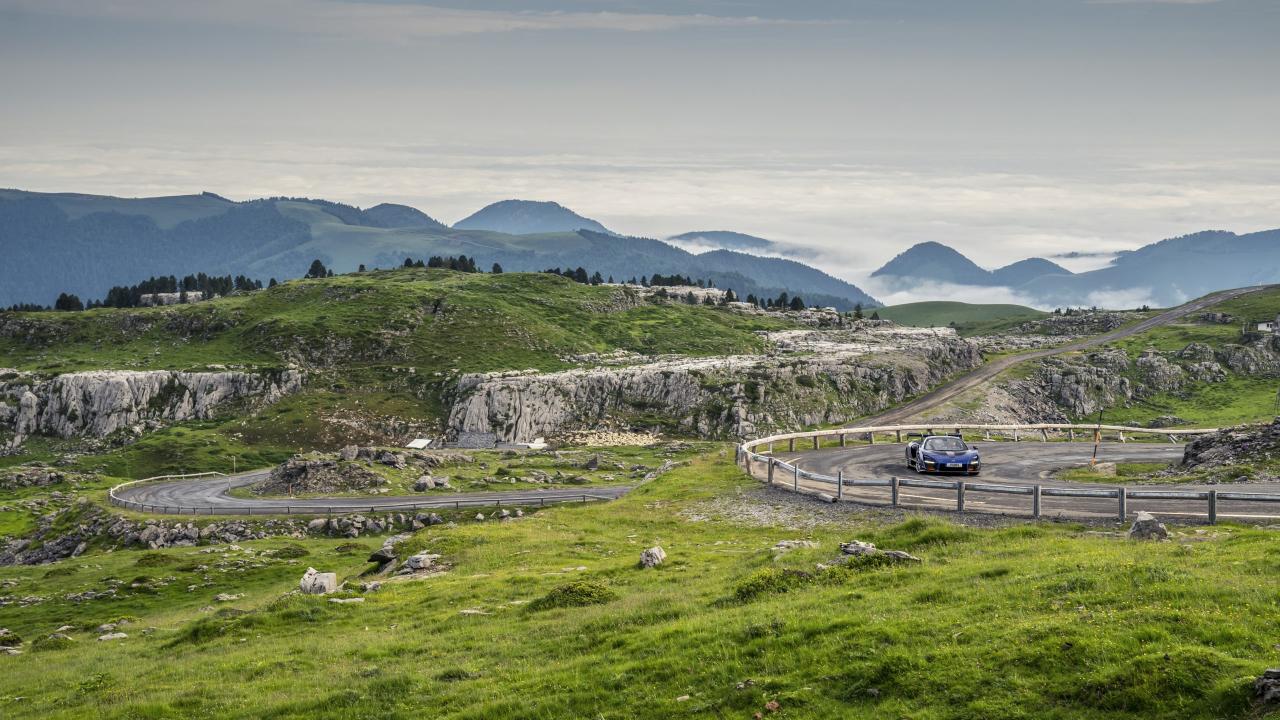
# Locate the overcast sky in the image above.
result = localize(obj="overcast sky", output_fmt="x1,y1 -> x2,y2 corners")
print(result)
1,0 -> 1277,283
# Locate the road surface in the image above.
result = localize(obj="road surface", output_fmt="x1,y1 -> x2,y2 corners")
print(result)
114,469 -> 632,515
776,441 -> 1280,521
863,285 -> 1273,425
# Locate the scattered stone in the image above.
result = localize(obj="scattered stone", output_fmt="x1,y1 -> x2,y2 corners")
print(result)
474,513 -> 486,521
401,553 -> 441,573
639,546 -> 666,568
213,593 -> 243,602
837,540 -> 921,564
360,581 -> 382,593
676,695 -> 691,702
97,632 -> 128,641
1085,462 -> 1117,477
1127,511 -> 1169,541
0,628 -> 20,647
299,567 -> 338,595
459,608 -> 490,615
328,598 -> 364,604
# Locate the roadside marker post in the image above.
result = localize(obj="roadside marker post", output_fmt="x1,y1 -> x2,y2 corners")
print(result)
1208,489 -> 1217,524
1033,485 -> 1042,519
837,470 -> 843,502
891,476 -> 900,507
1118,487 -> 1128,521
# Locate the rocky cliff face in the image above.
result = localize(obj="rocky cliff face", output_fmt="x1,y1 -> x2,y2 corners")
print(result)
447,325 -> 983,441
944,334 -> 1280,425
0,368 -> 302,446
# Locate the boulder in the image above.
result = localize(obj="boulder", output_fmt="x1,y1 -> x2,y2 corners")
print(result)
299,567 -> 338,595
1254,669 -> 1280,705
338,445 -> 359,461
213,593 -> 243,602
1127,511 -> 1168,541
413,476 -> 437,491
639,546 -> 667,568
403,553 -> 440,571
367,547 -> 397,565
837,540 -> 921,564
97,632 -> 128,642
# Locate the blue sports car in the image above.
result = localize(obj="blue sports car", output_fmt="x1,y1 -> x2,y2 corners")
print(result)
905,434 -> 981,475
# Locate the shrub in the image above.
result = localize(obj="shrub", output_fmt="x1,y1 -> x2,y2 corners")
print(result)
272,544 -> 310,559
32,634 -> 74,652
734,568 -> 814,601
528,580 -> 618,611
134,552 -> 177,568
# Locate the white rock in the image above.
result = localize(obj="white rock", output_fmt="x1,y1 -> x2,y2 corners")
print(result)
639,546 -> 667,568
97,632 -> 128,642
299,567 -> 338,595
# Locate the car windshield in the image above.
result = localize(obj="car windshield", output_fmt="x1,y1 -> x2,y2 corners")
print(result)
923,437 -> 967,452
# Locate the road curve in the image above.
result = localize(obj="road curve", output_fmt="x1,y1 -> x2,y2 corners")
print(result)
863,285 -> 1274,425
779,442 -> 1280,521
114,469 -> 633,515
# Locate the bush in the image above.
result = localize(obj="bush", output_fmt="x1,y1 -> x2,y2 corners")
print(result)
32,634 -> 74,652
734,568 -> 814,601
272,544 -> 310,559
528,580 -> 618,611
134,552 -> 177,568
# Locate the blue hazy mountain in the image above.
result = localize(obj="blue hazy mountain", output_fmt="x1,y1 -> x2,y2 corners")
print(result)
0,189 -> 878,311
452,199 -> 614,235
667,230 -> 777,252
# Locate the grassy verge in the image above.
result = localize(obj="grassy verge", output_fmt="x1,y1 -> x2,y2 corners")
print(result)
1,449 -> 1279,718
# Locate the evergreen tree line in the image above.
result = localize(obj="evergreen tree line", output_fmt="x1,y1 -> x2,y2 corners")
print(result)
742,291 -> 810,312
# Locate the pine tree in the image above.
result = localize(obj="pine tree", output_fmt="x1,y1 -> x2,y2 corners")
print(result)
492,263 -> 503,274
306,260 -> 327,279
789,296 -> 805,311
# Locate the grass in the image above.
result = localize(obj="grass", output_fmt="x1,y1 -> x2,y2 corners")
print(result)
1054,462 -> 1174,484
2,449 -> 1279,718
873,301 -> 1047,336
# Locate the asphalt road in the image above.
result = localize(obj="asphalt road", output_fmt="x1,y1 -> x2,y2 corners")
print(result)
114,470 -> 633,514
862,284 -> 1274,425
777,442 -> 1280,521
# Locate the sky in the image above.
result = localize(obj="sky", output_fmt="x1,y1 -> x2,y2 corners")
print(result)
1,0 -> 1278,290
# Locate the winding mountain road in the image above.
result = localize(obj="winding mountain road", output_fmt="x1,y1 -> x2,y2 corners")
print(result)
113,470 -> 632,515
864,284 -> 1272,425
777,441 -> 1280,521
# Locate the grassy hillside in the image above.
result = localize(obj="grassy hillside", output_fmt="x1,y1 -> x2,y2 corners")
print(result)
1,450 -> 1277,718
875,301 -> 1047,335
0,269 -> 790,376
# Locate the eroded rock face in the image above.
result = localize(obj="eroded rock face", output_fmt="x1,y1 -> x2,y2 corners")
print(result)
446,326 -> 983,441
1181,419 -> 1280,474
0,369 -> 302,444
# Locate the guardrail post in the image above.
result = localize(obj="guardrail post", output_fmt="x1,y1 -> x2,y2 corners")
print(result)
956,481 -> 966,512
1117,487 -> 1127,522
891,476 -> 900,507
839,433 -> 847,448
896,430 -> 902,442
868,432 -> 875,445
1119,431 -> 1126,444
836,470 -> 843,502
1208,489 -> 1217,524
1069,428 -> 1075,441
767,458 -> 775,485
788,438 -> 795,452
1033,485 -> 1042,519
1014,429 -> 1020,442
793,464 -> 799,492
813,436 -> 819,450
1040,429 -> 1049,442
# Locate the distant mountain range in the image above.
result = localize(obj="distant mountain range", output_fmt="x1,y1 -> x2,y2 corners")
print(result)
871,233 -> 1280,307
0,190 -> 877,311
872,242 -> 1072,288
666,230 -> 777,252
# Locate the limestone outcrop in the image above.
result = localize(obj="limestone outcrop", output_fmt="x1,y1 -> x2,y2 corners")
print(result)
446,325 -> 983,441
0,368 -> 302,445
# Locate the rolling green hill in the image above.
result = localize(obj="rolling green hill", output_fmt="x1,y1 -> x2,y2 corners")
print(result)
875,301 -> 1047,329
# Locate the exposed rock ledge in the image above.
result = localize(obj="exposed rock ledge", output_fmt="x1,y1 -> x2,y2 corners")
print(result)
447,326 -> 982,441
0,368 -> 302,445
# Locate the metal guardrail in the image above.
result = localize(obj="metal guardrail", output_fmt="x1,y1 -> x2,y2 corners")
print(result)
733,423 -> 1280,523
109,472 -> 615,516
